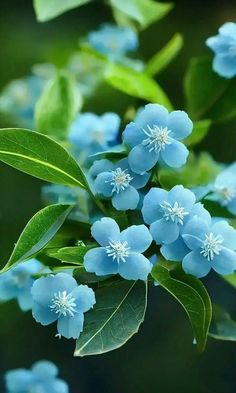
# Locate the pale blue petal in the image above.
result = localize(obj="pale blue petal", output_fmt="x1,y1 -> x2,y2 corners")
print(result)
167,185 -> 196,211
89,159 -> 115,177
182,217 -> 210,245
212,248 -> 236,275
101,113 -> 120,141
219,22 -> 236,38
91,217 -> 120,246
142,187 -> 168,224
161,237 -> 190,261
213,54 -> 236,78
17,283 -> 33,311
182,250 -> 211,278
167,110 -> 193,140
32,361 -> 58,378
84,247 -> 118,275
94,172 -> 113,197
123,122 -> 144,148
212,220 -> 236,250
130,171 -> 150,189
182,234 -> 203,251
128,144 -> 158,174
136,104 -> 169,129
57,312 -> 84,339
112,186 -> 139,210
32,302 -> 58,325
185,202 -> 211,226
161,140 -> 189,168
150,218 -> 179,245
118,253 -> 152,280
5,370 -> 33,391
71,285 -> 96,312
49,379 -> 69,393
206,36 -> 229,54
227,198 -> 236,214
120,224 -> 152,253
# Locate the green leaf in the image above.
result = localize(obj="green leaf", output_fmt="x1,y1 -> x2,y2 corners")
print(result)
185,119 -> 211,146
0,128 -> 88,188
1,204 -> 73,272
109,0 -> 173,29
209,304 -> 236,341
35,72 -> 81,139
221,272 -> 236,288
74,279 -> 147,356
184,57 -> 236,122
146,33 -> 183,76
33,0 -> 91,22
47,245 -> 95,264
105,63 -> 173,110
158,152 -> 220,189
152,262 -> 212,352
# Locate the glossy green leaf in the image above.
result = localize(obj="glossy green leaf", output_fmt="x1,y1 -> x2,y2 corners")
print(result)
35,72 -> 81,138
33,0 -> 91,22
47,245 -> 95,264
105,63 -> 173,110
146,33 -> 183,76
1,204 -> 73,272
0,128 -> 88,188
221,272 -> 236,288
185,119 -> 211,146
158,152 -> 220,189
209,304 -> 236,341
74,279 -> 147,356
109,0 -> 173,29
152,262 -> 212,352
184,57 -> 236,122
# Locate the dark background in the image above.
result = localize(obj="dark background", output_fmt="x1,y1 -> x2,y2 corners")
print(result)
0,1 -> 236,392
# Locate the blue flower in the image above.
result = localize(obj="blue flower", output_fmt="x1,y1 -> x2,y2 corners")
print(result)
206,22 -> 236,78
206,162 -> 236,214
5,360 -> 69,393
84,217 -> 153,280
89,158 -> 150,210
69,112 -> 120,156
31,273 -> 95,339
123,104 -> 193,174
142,185 -> 197,245
182,217 -> 236,278
88,24 -> 138,60
0,259 -> 44,311
0,76 -> 45,128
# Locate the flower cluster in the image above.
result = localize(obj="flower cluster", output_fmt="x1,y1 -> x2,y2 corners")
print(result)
5,360 -> 69,393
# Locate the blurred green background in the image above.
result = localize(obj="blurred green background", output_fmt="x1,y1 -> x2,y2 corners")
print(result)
0,1 -> 236,392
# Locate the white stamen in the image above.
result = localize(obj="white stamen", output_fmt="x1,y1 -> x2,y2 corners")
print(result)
142,125 -> 172,153
50,291 -> 77,317
106,240 -> 130,263
160,201 -> 189,225
200,232 -> 224,261
107,167 -> 133,194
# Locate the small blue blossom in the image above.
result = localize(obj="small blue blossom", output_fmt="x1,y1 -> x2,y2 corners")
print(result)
182,217 -> 236,278
123,104 -> 193,174
5,360 -> 69,393
142,185 -> 197,245
206,22 -> 236,78
0,76 -> 46,128
206,162 -> 236,214
84,218 -> 153,280
89,158 -> 150,210
69,112 -> 120,157
31,273 -> 95,339
88,24 -> 138,60
0,259 -> 44,311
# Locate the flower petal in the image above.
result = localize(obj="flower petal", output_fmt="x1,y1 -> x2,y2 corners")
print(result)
161,139 -> 189,168
94,172 -> 113,197
227,197 -> 236,215
32,361 -> 58,378
91,217 -> 120,246
57,312 -> 84,339
212,248 -> 236,275
213,54 -> 236,78
71,285 -> 96,313
32,302 -> 58,325
167,185 -> 196,211
150,218 -> 179,245
130,171 -> 150,189
136,103 -> 169,129
182,250 -> 211,278
120,224 -> 152,253
17,283 -> 33,311
161,237 -> 190,261
112,186 -> 139,210
211,220 -> 236,250
123,122 -> 144,148
118,253 -> 152,280
142,187 -> 168,224
182,217 -> 210,246
5,370 -> 33,391
101,113 -> 120,141
128,144 -> 158,174
89,159 -> 115,178
167,110 -> 193,140
84,247 -> 118,276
